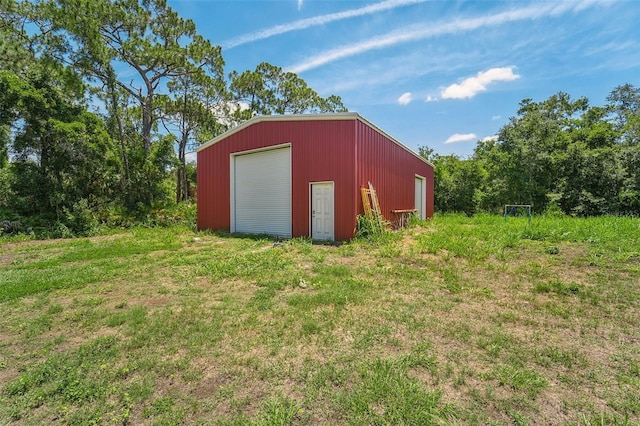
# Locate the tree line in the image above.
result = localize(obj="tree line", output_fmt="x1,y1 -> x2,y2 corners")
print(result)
0,0 -> 346,234
420,85 -> 639,217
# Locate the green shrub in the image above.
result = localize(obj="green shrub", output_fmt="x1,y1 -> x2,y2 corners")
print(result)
64,199 -> 100,236
355,214 -> 390,240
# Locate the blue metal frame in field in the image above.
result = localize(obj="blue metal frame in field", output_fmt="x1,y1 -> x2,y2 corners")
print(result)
504,204 -> 532,223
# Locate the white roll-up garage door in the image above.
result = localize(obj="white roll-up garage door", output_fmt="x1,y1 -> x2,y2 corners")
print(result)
232,146 -> 292,237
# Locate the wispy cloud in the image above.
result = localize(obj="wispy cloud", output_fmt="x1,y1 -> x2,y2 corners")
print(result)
287,2 -> 594,73
397,92 -> 412,105
297,0 -> 303,11
481,135 -> 499,142
445,133 -> 477,144
313,50 -> 474,95
441,67 -> 520,99
425,95 -> 438,102
222,0 -> 427,49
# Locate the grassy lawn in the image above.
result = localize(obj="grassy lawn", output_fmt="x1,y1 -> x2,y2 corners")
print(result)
1,215 -> 639,425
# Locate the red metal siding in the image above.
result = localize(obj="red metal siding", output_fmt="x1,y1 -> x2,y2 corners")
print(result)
197,119 -> 357,240
354,120 -> 434,224
197,142 -> 230,233
289,121 -> 357,240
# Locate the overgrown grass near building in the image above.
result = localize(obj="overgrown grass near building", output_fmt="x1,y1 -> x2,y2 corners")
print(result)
0,214 -> 638,424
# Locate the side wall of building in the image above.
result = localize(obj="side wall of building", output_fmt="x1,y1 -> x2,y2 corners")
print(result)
354,119 -> 435,227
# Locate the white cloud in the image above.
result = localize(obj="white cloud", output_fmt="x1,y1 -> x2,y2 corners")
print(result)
445,133 -> 477,144
314,51 -> 469,95
223,0 -> 428,49
287,2 -> 595,73
185,151 -> 197,164
492,115 -> 502,121
314,49 -> 478,96
298,0 -> 303,11
481,135 -> 499,142
425,95 -> 438,102
441,67 -> 520,99
397,92 -> 412,105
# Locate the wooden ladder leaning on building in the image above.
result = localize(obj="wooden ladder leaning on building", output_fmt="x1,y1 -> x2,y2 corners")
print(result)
360,181 -> 385,233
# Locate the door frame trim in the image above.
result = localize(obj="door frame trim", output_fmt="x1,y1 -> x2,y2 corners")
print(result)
309,181 -> 335,241
414,174 -> 426,220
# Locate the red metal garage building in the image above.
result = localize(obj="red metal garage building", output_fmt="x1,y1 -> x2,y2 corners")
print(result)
196,113 -> 434,241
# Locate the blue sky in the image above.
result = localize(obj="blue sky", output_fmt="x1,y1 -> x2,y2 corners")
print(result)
170,0 -> 640,158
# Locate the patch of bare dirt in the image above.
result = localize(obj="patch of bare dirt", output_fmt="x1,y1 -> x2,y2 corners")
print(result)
190,368 -> 232,399
0,253 -> 16,267
0,356 -> 19,394
0,233 -> 126,251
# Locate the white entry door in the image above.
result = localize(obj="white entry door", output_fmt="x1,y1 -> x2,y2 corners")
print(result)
415,176 -> 425,219
311,182 -> 334,241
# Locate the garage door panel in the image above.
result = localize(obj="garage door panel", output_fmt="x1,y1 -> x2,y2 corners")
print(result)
233,147 -> 291,237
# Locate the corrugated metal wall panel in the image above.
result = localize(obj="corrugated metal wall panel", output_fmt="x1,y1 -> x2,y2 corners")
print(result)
197,142 -> 230,232
290,120 -> 356,240
354,120 -> 434,223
